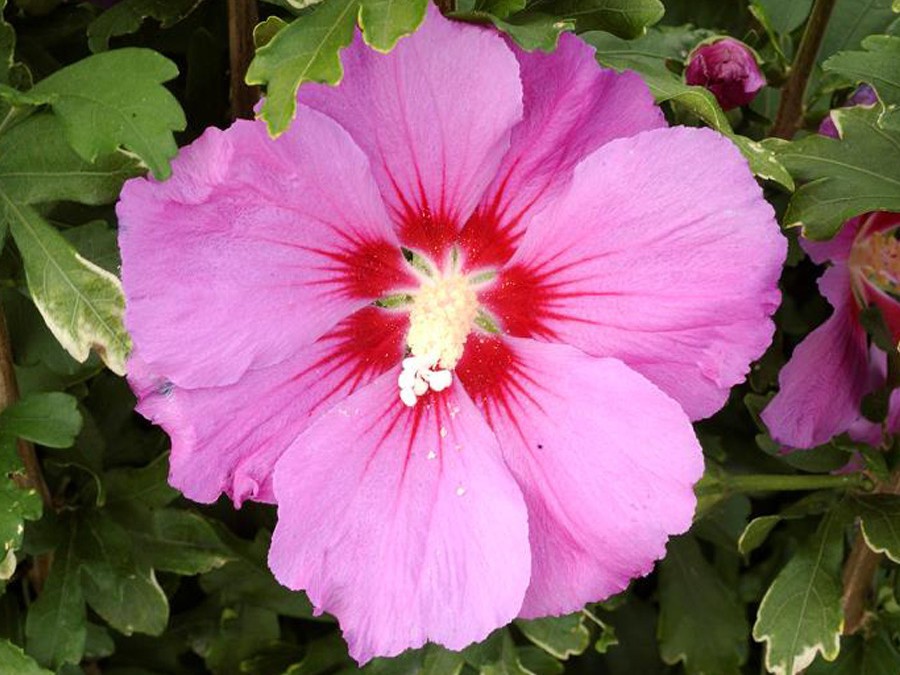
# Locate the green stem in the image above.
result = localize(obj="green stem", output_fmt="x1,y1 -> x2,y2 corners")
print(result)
722,472 -> 870,493
770,0 -> 838,139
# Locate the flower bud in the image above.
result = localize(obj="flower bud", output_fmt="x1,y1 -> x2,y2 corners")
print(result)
684,38 -> 765,110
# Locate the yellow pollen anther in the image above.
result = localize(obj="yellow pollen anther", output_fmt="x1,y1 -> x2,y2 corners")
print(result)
850,229 -> 900,294
406,272 -> 479,370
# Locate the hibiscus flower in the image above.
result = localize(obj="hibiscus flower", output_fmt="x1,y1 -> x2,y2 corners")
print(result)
119,7 -> 784,661
762,211 -> 900,448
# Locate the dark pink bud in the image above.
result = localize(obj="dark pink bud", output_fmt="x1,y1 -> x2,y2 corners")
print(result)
684,38 -> 766,110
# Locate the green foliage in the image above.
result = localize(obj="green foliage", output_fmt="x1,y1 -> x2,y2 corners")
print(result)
658,535 -> 748,674
774,105 -> 900,239
1,49 -> 186,179
824,35 -> 900,106
0,639 -> 52,673
852,494 -> 900,562
1,2 -> 900,675
246,0 -> 360,135
359,0 -> 429,51
753,507 -> 849,675
7,203 -> 130,374
87,0 -> 206,53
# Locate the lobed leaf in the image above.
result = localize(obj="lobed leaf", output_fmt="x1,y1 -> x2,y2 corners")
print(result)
824,35 -> 900,107
246,0 -> 359,136
10,48 -> 185,179
774,106 -> 900,239
752,507 -> 848,675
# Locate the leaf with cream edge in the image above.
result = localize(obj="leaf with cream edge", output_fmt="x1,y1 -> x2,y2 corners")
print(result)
851,494 -> 900,562
4,203 -> 129,374
358,0 -> 428,51
753,506 -> 849,675
246,0 -> 359,135
515,614 -> 591,660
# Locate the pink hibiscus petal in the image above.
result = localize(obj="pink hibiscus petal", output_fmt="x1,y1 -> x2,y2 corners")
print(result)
460,34 -> 664,270
483,126 -> 785,420
456,335 -> 702,617
268,371 -> 531,663
119,106 -> 412,388
762,266 -> 871,448
298,5 -> 523,259
129,307 -> 407,505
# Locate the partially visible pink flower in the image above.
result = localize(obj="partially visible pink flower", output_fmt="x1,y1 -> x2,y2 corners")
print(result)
818,83 -> 878,138
119,8 -> 784,662
685,37 -> 766,110
762,212 -> 900,448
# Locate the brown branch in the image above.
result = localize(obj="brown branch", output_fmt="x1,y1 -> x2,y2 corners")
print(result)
841,470 -> 900,635
0,302 -> 53,591
770,0 -> 837,139
227,0 -> 260,120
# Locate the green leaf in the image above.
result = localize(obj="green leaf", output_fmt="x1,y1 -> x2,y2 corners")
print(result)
658,535 -> 748,675
454,10 -> 574,51
246,0 -> 359,136
135,509 -> 234,575
87,0 -> 205,53
14,48 -> 185,179
0,435 -> 41,578
807,632 -> 900,674
5,202 -> 129,374
515,614 -> 590,660
25,523 -> 86,669
851,494 -> 900,562
358,0 -> 428,52
774,106 -> 900,239
584,28 -> 732,132
738,515 -> 783,556
77,511 -> 169,636
0,392 -> 81,448
729,134 -> 795,190
202,605 -> 280,675
0,639 -> 53,675
752,507 -> 848,675
200,531 -> 317,619
819,0 -> 898,65
824,35 -> 900,107
752,0 -> 812,33
104,454 -> 178,508
421,645 -> 466,675
526,0 -> 663,38
0,113 -> 140,206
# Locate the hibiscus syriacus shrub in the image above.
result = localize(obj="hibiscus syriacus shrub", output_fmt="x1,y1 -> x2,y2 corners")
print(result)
1,1 -> 900,674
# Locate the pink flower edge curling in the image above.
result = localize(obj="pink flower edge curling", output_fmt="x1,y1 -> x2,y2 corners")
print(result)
118,7 -> 785,663
762,211 -> 900,449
